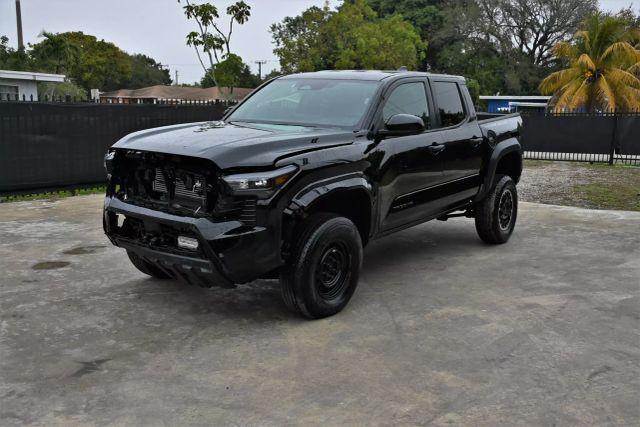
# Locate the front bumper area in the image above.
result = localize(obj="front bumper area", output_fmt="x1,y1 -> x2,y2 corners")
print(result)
103,196 -> 281,287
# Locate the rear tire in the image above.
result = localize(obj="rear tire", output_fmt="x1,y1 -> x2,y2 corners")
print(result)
127,250 -> 172,279
280,213 -> 363,319
475,175 -> 518,244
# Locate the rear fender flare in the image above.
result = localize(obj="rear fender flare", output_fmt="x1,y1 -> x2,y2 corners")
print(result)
476,138 -> 522,201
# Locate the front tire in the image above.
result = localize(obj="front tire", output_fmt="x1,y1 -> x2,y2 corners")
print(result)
475,175 -> 518,244
280,213 -> 363,319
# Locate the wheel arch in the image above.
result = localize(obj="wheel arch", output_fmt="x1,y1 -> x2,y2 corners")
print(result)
283,176 -> 374,246
476,138 -> 522,201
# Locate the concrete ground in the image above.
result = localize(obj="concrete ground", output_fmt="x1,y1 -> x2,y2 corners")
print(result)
1,195 -> 639,426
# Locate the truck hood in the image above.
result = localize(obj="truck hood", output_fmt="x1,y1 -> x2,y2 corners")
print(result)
112,121 -> 354,169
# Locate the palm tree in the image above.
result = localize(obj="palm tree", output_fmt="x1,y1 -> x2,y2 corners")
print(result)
540,13 -> 640,112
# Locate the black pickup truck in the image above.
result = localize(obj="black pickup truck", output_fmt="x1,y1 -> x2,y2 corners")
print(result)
103,70 -> 522,318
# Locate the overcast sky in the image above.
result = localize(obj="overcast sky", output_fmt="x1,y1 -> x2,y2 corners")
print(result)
0,0 -> 637,85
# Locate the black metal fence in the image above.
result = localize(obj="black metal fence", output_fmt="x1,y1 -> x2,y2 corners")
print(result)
1,103 -> 639,196
0,100 -> 229,194
521,111 -> 640,165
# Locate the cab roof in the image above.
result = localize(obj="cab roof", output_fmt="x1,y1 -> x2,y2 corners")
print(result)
280,70 -> 465,83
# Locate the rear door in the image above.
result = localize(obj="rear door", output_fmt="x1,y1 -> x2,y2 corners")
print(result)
430,79 -> 484,204
374,78 -> 447,232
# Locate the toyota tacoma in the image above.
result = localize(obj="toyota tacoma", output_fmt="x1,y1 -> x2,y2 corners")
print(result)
103,70 -> 522,318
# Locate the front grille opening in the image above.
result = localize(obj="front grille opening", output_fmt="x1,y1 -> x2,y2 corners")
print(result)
109,150 -> 259,226
152,168 -> 207,202
110,150 -> 218,218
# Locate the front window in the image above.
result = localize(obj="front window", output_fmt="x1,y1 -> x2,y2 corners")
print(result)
227,78 -> 380,128
383,82 -> 431,129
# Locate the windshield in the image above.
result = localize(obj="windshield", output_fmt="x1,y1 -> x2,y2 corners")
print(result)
227,78 -> 380,128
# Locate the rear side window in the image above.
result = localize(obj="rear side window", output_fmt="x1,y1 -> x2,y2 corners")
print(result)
383,82 -> 431,129
433,82 -> 466,127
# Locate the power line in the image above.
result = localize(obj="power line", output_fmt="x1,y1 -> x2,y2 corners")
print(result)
163,59 -> 279,67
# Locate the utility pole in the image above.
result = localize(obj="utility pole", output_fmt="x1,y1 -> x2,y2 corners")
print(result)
254,60 -> 267,80
175,69 -> 179,86
15,0 -> 24,51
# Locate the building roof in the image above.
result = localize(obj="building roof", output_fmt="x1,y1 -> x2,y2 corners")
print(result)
508,102 -> 548,107
480,95 -> 551,101
100,85 -> 253,101
281,70 -> 465,82
0,69 -> 65,83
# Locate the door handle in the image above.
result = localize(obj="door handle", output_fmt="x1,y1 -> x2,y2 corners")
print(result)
471,137 -> 483,148
427,143 -> 446,155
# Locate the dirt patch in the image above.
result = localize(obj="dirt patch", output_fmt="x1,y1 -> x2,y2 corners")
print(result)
62,245 -> 107,255
520,161 -> 640,211
32,261 -> 71,270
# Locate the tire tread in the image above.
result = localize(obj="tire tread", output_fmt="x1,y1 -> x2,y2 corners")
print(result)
475,175 -> 517,244
281,213 -> 362,319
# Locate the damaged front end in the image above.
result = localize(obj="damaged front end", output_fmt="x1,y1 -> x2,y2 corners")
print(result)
103,149 -> 279,288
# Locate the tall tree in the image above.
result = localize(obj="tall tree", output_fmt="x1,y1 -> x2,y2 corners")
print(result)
27,32 -> 172,91
271,0 -> 425,73
369,0 -> 599,96
29,31 -> 81,74
539,13 -> 640,112
474,0 -> 598,67
179,0 -> 251,90
366,0 -> 445,69
201,54 -> 260,88
127,54 -> 172,88
270,5 -> 332,73
46,32 -> 132,91
0,35 -> 30,71
615,6 -> 640,33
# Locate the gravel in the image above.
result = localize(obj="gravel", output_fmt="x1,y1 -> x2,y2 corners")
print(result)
518,160 -> 640,210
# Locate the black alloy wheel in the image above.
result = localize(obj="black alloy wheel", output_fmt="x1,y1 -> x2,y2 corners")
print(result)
315,243 -> 351,301
498,189 -> 515,231
280,213 -> 363,319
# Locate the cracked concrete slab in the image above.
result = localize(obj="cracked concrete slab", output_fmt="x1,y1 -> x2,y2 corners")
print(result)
0,195 -> 639,425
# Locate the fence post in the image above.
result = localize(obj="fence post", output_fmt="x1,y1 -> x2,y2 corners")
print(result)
609,113 -> 618,165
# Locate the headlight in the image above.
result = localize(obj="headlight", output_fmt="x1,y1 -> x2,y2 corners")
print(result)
222,165 -> 298,198
104,151 -> 115,174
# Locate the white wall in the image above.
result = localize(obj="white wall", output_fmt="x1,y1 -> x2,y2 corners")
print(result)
0,78 -> 39,101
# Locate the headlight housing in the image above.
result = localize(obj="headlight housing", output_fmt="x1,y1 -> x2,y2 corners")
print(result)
104,151 -> 115,175
222,165 -> 298,198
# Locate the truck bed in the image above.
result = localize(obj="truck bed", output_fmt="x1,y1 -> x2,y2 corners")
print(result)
477,112 -> 522,142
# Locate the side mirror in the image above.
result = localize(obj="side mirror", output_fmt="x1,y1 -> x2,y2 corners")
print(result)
379,114 -> 425,137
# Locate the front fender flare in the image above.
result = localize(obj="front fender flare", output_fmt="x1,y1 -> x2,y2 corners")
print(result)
284,173 -> 374,216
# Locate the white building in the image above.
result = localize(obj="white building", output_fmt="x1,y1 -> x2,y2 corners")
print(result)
480,95 -> 551,113
0,70 -> 66,101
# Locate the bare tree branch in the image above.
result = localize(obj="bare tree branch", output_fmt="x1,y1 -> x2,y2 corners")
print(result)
473,0 -> 597,65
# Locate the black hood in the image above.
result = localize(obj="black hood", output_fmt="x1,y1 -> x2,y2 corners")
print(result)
112,121 -> 354,169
